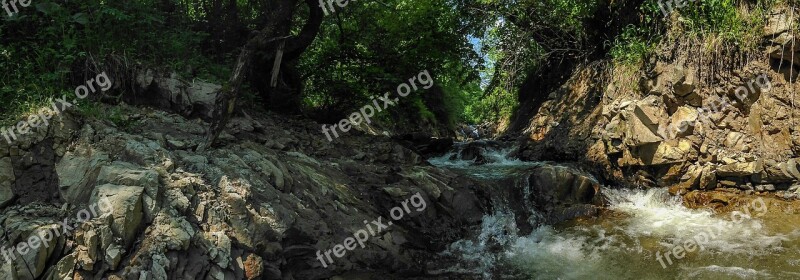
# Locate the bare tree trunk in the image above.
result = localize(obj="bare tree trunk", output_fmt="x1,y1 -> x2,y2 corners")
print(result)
199,47 -> 253,151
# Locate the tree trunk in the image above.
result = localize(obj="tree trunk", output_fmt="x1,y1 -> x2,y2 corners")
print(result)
200,0 -> 324,150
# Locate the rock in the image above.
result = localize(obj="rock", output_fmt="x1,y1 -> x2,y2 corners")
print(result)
779,158 -> 800,180
150,253 -> 169,280
717,160 -> 764,177
764,10 -> 792,36
626,96 -> 666,146
0,157 -> 15,207
449,141 -> 504,163
105,244 -> 123,270
673,164 -> 702,194
47,253 -> 77,280
10,224 -> 61,279
673,67 -> 697,96
205,232 -> 232,269
167,139 -> 187,150
97,162 -> 159,195
527,165 -> 601,224
132,70 -> 221,120
724,132 -> 746,150
97,161 -> 160,222
393,134 -> 455,158
242,253 -> 263,280
663,106 -> 698,138
636,139 -> 696,165
700,165 -> 717,190
91,184 -> 145,247
756,184 -> 776,191
55,146 -> 109,204
149,213 -> 194,251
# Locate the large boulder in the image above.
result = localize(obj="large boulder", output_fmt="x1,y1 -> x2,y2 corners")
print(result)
55,146 -> 109,205
90,184 -> 145,247
717,160 -> 764,177
526,165 -> 602,224
636,139 -> 697,165
392,133 -> 454,158
96,161 -> 160,223
626,96 -> 667,147
134,70 -> 222,120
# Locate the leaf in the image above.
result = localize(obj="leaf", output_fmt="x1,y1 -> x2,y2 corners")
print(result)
72,13 -> 88,25
35,2 -> 62,15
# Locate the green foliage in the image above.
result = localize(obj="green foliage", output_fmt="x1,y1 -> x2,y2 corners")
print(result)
76,102 -> 137,129
678,0 -> 768,46
1,0 -> 785,134
609,25 -> 658,64
298,0 -> 484,128
608,0 -> 774,64
0,0 -> 226,123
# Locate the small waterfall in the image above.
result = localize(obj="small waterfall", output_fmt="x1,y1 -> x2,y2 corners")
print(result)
429,144 -> 800,279
427,141 -> 523,167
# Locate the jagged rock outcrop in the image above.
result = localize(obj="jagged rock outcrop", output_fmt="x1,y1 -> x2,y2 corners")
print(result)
0,103 -> 489,279
515,8 -> 800,199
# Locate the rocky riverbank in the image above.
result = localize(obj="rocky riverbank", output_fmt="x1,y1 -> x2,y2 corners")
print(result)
511,7 -> 800,209
0,102 -> 494,279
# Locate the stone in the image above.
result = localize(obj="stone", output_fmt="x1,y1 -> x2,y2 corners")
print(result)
717,160 -> 765,177
700,165 -> 717,190
724,132 -> 746,150
97,162 -> 160,222
626,96 -> 667,147
105,244 -> 123,270
242,253 -> 263,280
675,164 -> 702,192
55,147 -> 109,204
779,158 -> 800,180
663,106 -> 699,138
527,165 -> 601,224
12,225 -> 60,279
48,253 -> 77,280
756,184 -> 776,191
0,157 -> 15,207
636,139 -> 696,165
205,232 -> 232,269
91,184 -> 145,247
673,68 -> 697,96
97,162 -> 159,196
764,10 -> 792,36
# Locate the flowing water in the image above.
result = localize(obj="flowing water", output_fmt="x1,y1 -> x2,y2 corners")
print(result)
429,144 -> 800,280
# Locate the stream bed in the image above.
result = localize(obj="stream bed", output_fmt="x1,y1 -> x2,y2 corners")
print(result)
429,144 -> 800,279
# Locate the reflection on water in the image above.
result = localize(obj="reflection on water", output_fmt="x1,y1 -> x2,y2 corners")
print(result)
430,144 -> 800,280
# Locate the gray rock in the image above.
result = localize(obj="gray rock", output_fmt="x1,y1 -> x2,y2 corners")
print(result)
91,184 -> 144,247
55,146 -> 109,204
0,157 -> 15,207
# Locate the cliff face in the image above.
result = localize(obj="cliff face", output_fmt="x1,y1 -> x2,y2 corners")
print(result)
515,8 -> 800,197
0,102 -> 489,279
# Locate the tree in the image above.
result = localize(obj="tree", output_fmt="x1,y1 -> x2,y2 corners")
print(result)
201,0 -> 323,150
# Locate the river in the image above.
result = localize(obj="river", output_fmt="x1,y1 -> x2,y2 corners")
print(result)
429,143 -> 800,279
